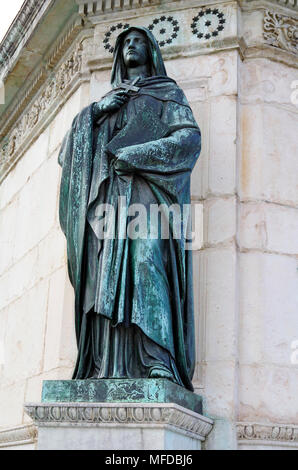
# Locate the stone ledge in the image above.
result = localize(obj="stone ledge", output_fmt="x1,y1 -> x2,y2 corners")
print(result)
25,402 -> 213,441
237,422 -> 298,445
0,424 -> 37,448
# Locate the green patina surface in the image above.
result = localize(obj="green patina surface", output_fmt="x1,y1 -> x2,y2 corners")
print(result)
58,27 -> 201,392
42,379 -> 202,414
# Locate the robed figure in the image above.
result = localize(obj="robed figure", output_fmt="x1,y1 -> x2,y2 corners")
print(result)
58,27 -> 201,391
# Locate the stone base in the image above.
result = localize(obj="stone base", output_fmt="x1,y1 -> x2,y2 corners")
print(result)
25,402 -> 213,450
24,379 -> 213,450
41,379 -> 203,414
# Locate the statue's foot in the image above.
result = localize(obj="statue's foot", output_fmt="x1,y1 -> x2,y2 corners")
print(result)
149,367 -> 175,382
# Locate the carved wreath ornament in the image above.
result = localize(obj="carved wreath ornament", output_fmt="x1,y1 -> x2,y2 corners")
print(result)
191,8 -> 226,40
264,10 -> 298,55
148,16 -> 180,47
103,23 -> 130,53
103,16 -> 181,53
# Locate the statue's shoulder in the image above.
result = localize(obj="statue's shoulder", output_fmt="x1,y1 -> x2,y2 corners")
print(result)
141,77 -> 190,107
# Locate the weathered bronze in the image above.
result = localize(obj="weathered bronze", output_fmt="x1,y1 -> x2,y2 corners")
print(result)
58,27 -> 201,391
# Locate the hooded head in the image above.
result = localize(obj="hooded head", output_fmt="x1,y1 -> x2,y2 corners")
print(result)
111,27 -> 168,88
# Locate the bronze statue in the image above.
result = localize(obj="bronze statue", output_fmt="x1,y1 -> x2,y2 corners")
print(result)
58,27 -> 201,391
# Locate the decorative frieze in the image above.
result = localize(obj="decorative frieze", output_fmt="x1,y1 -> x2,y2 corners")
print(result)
25,402 -> 214,440
264,10 -> 298,54
0,40 -> 84,177
237,422 -> 298,444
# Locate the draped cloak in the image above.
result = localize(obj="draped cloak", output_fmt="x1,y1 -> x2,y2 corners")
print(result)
58,27 -> 201,391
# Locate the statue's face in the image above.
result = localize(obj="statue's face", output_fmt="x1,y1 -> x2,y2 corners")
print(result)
122,30 -> 149,68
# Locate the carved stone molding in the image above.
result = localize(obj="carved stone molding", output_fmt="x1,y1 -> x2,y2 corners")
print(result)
0,39 -> 84,180
0,0 -> 54,68
77,0 -> 163,18
0,424 -> 37,448
25,402 -> 214,440
242,0 -> 298,11
76,1 -> 298,17
237,422 -> 298,445
264,10 -> 298,54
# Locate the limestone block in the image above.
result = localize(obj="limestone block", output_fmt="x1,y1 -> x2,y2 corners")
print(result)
0,381 -> 26,427
36,423 -> 202,451
12,152 -> 60,262
43,267 -> 76,372
0,280 -> 48,386
0,245 -> 39,312
204,197 -> 236,246
204,417 -> 237,450
0,305 -> 8,377
36,227 -> 66,278
166,51 -> 238,98
0,196 -> 19,277
240,104 -> 298,205
191,95 -> 237,199
238,203 -> 267,251
209,96 -> 237,196
241,9 -> 264,47
240,59 -> 298,112
0,227 -> 66,312
192,246 -> 237,391
58,272 -> 77,369
204,247 -> 237,362
239,252 -> 298,366
190,100 -> 210,199
90,69 -> 113,103
238,364 -> 298,424
239,202 -> 298,255
203,361 -> 237,420
264,204 -> 298,255
0,128 -> 50,211
238,252 -> 264,364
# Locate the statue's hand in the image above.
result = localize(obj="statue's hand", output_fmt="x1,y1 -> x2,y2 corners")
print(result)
96,91 -> 129,115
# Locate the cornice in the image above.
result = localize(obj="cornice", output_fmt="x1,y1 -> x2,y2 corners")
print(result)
0,424 -> 37,448
240,0 -> 298,12
0,0 -> 54,69
0,17 -> 85,142
25,402 -> 214,441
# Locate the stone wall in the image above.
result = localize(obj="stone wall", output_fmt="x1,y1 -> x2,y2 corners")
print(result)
0,0 -> 297,450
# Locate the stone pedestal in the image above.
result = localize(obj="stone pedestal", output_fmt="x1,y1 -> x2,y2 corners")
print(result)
24,379 -> 213,450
